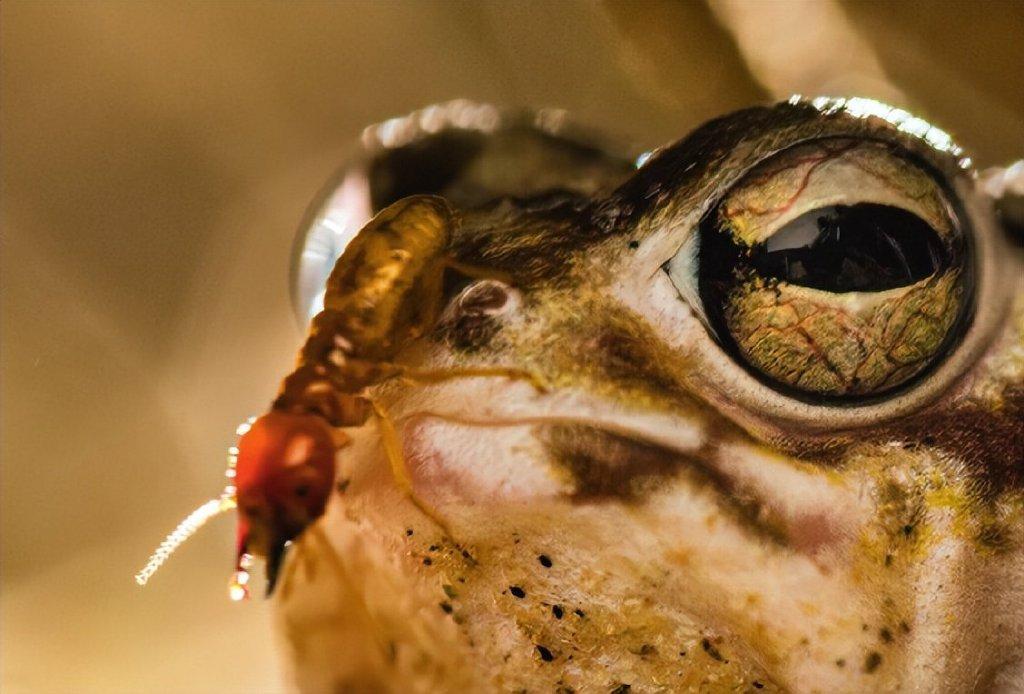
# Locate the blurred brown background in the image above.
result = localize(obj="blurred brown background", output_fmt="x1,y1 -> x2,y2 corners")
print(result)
2,1 -> 1022,691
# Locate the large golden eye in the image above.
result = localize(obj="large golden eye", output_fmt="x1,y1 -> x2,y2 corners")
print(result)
692,138 -> 972,399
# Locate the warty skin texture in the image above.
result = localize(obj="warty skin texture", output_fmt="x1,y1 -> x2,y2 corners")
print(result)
274,101 -> 1023,693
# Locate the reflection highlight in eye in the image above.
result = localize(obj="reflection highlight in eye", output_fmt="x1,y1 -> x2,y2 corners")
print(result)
671,138 -> 972,400
747,204 -> 946,293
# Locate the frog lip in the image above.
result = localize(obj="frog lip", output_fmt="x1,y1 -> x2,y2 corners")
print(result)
394,385 -> 708,458
396,401 -> 864,558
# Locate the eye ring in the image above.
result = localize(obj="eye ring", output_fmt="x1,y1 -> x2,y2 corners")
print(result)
695,200 -> 975,404
663,136 -> 1011,433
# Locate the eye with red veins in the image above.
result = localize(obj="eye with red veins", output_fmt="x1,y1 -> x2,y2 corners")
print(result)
670,138 -> 973,400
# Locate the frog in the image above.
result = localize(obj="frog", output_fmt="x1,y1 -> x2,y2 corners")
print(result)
272,98 -> 1023,693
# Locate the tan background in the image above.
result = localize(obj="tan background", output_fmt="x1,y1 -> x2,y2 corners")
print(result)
2,2 -> 1022,692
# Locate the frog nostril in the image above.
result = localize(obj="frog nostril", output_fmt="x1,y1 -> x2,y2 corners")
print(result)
456,279 -> 517,314
439,280 -> 521,350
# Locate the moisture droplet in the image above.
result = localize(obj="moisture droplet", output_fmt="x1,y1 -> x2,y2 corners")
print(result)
228,570 -> 250,601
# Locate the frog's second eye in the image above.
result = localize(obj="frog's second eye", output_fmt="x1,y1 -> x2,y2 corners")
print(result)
677,138 -> 973,400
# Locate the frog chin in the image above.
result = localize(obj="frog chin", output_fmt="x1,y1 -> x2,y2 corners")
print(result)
276,436 -> 878,693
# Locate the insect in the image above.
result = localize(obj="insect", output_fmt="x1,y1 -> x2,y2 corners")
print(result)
135,195 -> 543,599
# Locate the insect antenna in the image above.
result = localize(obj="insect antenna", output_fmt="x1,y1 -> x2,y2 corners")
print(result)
134,417 -> 255,587
134,493 -> 237,586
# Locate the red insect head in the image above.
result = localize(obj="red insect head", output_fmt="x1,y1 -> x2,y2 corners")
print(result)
233,411 -> 336,597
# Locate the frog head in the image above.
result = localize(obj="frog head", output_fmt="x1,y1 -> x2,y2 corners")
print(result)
277,99 -> 1022,692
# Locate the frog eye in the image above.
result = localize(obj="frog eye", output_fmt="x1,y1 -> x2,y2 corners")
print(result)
669,138 -> 973,400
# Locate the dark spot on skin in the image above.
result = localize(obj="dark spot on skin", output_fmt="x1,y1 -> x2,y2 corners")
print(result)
442,584 -> 457,599
336,478 -> 351,493
921,435 -> 937,446
902,524 -> 914,537
630,644 -> 657,657
835,658 -> 846,668
977,523 -> 1011,552
574,609 -> 586,618
405,529 -> 414,536
538,554 -> 553,568
679,651 -> 687,657
864,651 -> 883,673
880,628 -> 893,644
556,686 -> 575,694
628,240 -> 639,249
862,623 -> 870,632
884,553 -> 893,567
701,638 -> 725,662
422,558 -> 432,566
609,684 -> 631,694
509,586 -> 526,599
552,605 -> 564,619
899,621 -> 911,634
536,645 -> 554,662
429,545 -> 439,551
752,682 -> 764,689
439,602 -> 453,614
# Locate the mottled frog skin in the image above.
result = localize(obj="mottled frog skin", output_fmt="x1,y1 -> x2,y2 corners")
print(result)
276,100 -> 1023,693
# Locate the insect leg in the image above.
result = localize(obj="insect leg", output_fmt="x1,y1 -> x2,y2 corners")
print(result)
275,531 -> 305,601
370,399 -> 453,537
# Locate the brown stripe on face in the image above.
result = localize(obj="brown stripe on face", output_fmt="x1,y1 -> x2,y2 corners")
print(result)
585,321 -> 697,407
540,424 -> 682,503
528,298 -> 719,423
540,424 -> 790,548
882,385 -> 1024,501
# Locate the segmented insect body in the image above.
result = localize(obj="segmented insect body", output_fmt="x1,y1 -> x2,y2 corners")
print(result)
137,195 -> 531,599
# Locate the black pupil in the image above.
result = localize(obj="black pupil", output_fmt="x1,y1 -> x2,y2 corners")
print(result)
743,203 -> 946,292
